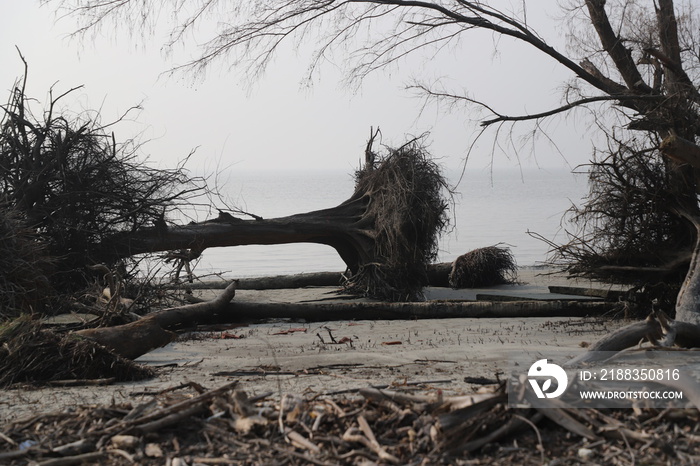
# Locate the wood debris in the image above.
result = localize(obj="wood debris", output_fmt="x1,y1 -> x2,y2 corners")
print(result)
1,381 -> 698,465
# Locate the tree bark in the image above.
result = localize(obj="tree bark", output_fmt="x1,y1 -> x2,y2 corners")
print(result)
585,0 -> 652,93
104,199 -> 373,274
75,281 -> 237,359
177,263 -> 453,290
226,299 -> 613,322
660,134 -> 700,170
674,212 -> 700,325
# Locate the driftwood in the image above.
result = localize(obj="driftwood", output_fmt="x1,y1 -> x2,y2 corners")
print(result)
569,311 -> 700,365
182,272 -> 345,290
75,281 -> 237,359
179,263 -> 454,290
226,299 -> 614,322
427,262 -> 453,287
76,286 -> 613,359
3,381 -> 696,464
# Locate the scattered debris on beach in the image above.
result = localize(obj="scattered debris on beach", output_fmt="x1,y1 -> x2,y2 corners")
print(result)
0,316 -> 153,388
1,380 -> 698,465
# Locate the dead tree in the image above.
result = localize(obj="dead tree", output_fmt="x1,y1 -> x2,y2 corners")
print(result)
1,59 -> 449,304
102,137 -> 451,301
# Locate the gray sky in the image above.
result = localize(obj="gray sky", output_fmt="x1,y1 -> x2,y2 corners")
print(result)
1,2 -> 598,173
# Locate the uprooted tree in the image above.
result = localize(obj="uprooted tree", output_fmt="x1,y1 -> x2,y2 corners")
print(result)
101,132 -> 451,302
0,62 -> 453,379
1,55 -> 451,306
49,1 -> 700,339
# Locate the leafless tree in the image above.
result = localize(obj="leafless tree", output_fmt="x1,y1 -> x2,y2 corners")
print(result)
0,52 -> 208,291
47,1 -> 700,328
2,59 -> 451,303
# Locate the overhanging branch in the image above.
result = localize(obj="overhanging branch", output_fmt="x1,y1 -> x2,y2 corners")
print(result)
479,95 -> 664,127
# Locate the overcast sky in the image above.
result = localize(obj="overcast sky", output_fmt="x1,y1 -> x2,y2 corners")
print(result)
1,2 -> 598,174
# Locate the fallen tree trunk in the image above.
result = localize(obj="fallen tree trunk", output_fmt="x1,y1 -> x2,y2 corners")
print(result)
427,262 -> 452,287
78,290 -> 613,359
225,299 -> 614,322
99,140 -> 450,301
107,206 -> 374,274
75,281 -> 238,359
568,312 -> 700,365
180,272 -> 345,290
178,263 -> 454,290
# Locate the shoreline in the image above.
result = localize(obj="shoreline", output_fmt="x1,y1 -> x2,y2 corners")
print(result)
1,315 -> 627,423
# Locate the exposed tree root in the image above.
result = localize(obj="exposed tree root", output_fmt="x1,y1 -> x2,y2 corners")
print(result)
103,137 -> 451,301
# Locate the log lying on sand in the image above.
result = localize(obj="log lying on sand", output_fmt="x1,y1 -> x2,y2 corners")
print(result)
568,311 -> 700,365
427,262 -> 453,288
227,300 -> 614,322
180,263 -> 454,291
76,281 -> 238,359
183,272 -> 346,290
77,291 -> 613,360
173,247 -> 516,292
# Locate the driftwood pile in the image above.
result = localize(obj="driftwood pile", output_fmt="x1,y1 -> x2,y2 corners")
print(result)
1,380 -> 698,465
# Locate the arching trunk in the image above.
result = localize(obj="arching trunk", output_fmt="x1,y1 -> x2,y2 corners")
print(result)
103,196 -> 374,274
98,140 -> 451,302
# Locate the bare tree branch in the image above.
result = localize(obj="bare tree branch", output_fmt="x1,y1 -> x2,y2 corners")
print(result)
584,0 -> 653,92
479,94 -> 665,127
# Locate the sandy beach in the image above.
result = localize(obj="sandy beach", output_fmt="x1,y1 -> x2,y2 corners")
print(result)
0,267 -> 629,423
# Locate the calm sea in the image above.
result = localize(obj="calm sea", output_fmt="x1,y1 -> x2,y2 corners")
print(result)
193,167 -> 589,278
